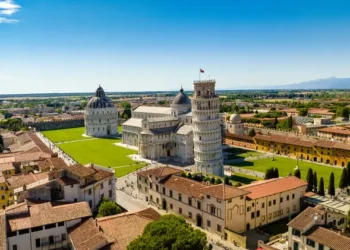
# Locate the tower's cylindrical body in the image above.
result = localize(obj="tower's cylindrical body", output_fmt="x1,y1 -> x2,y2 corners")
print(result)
192,80 -> 223,176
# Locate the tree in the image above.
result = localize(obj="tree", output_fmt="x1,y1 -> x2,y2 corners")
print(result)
294,169 -> 301,179
298,108 -> 308,116
127,214 -> 207,250
187,173 -> 192,179
264,168 -> 272,180
224,176 -> 230,185
313,172 -> 318,193
273,116 -> 278,129
274,168 -> 279,178
210,177 -> 216,184
339,168 -> 348,190
123,113 -> 129,119
214,178 -> 223,184
287,115 -> 293,129
336,106 -> 350,118
328,172 -> 335,197
318,177 -> 325,196
0,135 -> 3,147
97,198 -> 122,217
248,128 -> 256,137
306,168 -> 314,192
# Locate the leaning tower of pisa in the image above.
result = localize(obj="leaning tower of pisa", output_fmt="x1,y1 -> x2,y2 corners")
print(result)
192,79 -> 223,176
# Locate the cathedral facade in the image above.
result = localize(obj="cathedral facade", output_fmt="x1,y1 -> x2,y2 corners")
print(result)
85,85 -> 119,137
122,80 -> 224,175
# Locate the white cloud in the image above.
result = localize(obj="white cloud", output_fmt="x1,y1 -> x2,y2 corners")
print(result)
0,0 -> 20,16
0,16 -> 18,23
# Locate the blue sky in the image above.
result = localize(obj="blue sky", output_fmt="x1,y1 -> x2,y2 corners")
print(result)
0,0 -> 350,94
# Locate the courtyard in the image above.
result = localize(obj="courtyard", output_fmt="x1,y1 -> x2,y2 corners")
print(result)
229,156 -> 343,188
42,126 -> 146,177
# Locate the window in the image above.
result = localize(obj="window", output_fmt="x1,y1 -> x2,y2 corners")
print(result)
207,220 -> 211,227
45,223 -> 56,229
197,201 -> 201,210
262,203 -> 265,208
156,198 -> 159,204
189,212 -> 192,218
292,193 -> 295,199
162,187 -> 166,195
36,238 -> 41,247
257,210 -> 260,217
228,198 -> 232,203
269,201 -> 272,206
100,183 -> 104,189
217,198 -> 221,203
251,212 -> 255,219
12,245 -> 17,250
292,229 -> 301,237
7,231 -> 17,237
109,190 -> 112,198
179,207 -> 182,214
210,206 -> 216,215
31,226 -> 43,232
306,239 -> 315,248
338,218 -> 345,225
1,195 -> 4,200
156,185 -> 159,192
58,221 -> 64,227
62,233 -> 67,241
240,195 -> 244,200
252,203 -> 254,207
178,194 -> 182,202
280,197 -> 283,203
286,207 -> 290,213
319,244 -> 324,250
273,199 -> 276,205
88,189 -> 92,195
188,197 -> 192,206
217,224 -> 222,232
170,203 -> 173,209
74,198 -> 78,202
109,179 -> 112,185
287,195 -> 289,201
170,190 -> 173,198
49,236 -> 54,244
100,194 -> 104,200
207,195 -> 210,199
247,207 -> 251,212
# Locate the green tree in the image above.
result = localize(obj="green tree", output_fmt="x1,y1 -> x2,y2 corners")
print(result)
224,176 -> 230,185
328,172 -> 335,197
274,168 -> 279,178
339,168 -> 348,190
318,177 -> 325,196
127,214 -> 207,250
287,115 -> 293,129
306,168 -> 313,192
313,172 -> 318,193
273,116 -> 278,129
336,107 -> 350,118
123,113 -> 129,119
210,177 -> 216,184
298,108 -> 308,116
97,198 -> 122,218
248,128 -> 256,137
214,178 -> 223,184
294,169 -> 301,179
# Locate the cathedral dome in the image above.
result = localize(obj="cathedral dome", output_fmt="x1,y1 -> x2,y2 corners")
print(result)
172,87 -> 191,105
87,85 -> 114,109
229,113 -> 241,123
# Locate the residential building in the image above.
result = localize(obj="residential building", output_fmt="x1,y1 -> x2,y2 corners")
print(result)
4,200 -> 92,250
287,206 -> 350,250
137,166 -> 307,247
317,127 -> 350,143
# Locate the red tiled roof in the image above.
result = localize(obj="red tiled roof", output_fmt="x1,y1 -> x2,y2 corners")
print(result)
304,226 -> 350,250
199,184 -> 250,200
137,166 -> 181,178
318,127 -> 350,135
239,176 -> 307,199
287,206 -> 325,231
160,175 -> 206,199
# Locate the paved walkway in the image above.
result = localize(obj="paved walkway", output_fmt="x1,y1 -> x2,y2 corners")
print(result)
55,137 -> 98,145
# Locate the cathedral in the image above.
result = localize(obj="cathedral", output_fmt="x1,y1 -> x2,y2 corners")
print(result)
85,85 -> 119,137
122,80 -> 224,176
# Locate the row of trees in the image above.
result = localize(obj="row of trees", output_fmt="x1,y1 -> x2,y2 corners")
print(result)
264,167 -> 279,180
181,172 -> 244,187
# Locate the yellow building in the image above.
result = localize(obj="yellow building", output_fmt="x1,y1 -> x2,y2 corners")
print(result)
224,132 -> 350,167
0,173 -> 13,209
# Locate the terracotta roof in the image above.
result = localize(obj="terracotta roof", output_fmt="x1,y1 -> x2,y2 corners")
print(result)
36,157 -> 68,171
94,168 -> 114,182
304,226 -> 350,250
7,201 -> 92,231
313,140 -> 337,148
287,207 -> 325,231
68,218 -> 109,250
96,207 -> 160,250
318,127 -> 350,135
0,162 -> 15,171
6,172 -> 49,189
160,175 -> 206,199
0,210 -> 7,250
332,142 -> 350,150
254,134 -> 316,148
14,151 -> 51,163
63,164 -> 96,178
137,166 -> 181,179
199,184 -> 250,200
308,108 -> 335,115
239,176 -> 307,200
27,133 -> 52,154
56,177 -> 80,186
5,202 -> 29,216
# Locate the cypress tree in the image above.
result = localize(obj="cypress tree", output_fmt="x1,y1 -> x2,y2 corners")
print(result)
224,176 -> 230,185
339,168 -> 348,190
294,169 -> 301,179
275,168 -> 279,178
274,116 -> 278,129
328,172 -> 335,197
313,172 -> 318,193
318,177 -> 325,196
287,115 -> 293,129
306,168 -> 313,192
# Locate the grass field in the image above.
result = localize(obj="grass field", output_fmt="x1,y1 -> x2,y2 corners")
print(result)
230,172 -> 262,184
229,156 -> 343,188
42,126 -> 123,143
225,147 -> 263,160
42,126 -> 145,177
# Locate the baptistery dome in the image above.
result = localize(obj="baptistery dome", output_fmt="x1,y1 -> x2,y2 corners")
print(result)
171,87 -> 191,116
172,87 -> 191,105
87,85 -> 114,109
229,113 -> 241,124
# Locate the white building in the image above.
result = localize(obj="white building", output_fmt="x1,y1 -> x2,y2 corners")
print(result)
122,87 -> 194,164
226,113 -> 244,136
192,80 -> 223,176
3,201 -> 92,250
85,85 -> 118,137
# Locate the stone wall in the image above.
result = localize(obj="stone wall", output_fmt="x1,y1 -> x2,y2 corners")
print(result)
26,118 -> 84,131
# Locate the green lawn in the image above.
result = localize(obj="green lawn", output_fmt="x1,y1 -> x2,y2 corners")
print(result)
230,172 -> 262,185
225,147 -> 263,160
229,156 -> 343,188
42,126 -> 123,143
42,126 -> 145,177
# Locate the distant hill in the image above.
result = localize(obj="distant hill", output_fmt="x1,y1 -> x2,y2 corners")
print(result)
270,77 -> 350,90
